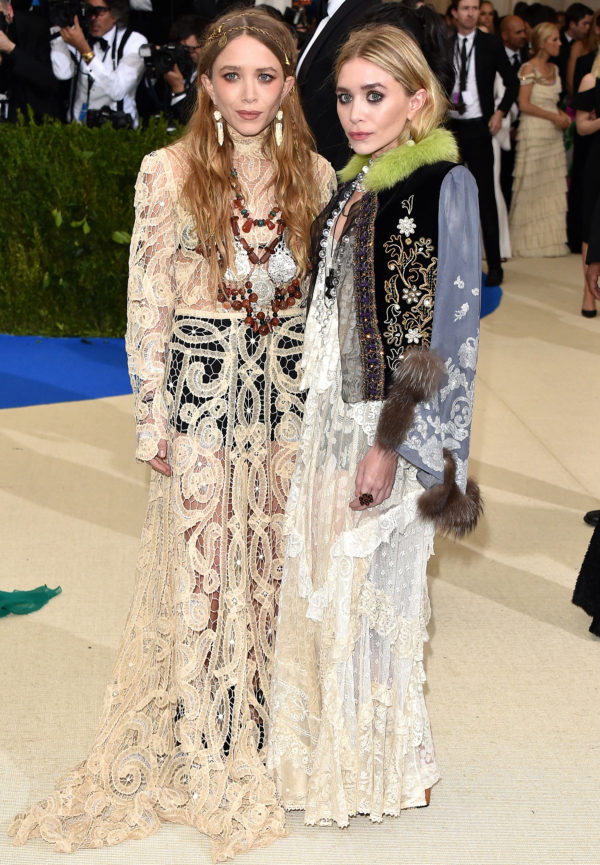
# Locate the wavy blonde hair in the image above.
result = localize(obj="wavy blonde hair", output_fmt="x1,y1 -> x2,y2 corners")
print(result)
178,8 -> 320,291
335,25 -> 448,147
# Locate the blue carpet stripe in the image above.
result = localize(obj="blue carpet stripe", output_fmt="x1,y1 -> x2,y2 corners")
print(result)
0,279 -> 500,410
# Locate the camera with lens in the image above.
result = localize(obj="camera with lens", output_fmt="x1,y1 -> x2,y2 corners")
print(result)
139,42 -> 194,81
48,0 -> 85,29
87,105 -> 133,129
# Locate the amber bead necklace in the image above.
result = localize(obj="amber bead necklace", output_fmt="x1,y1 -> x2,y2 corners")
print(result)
217,170 -> 302,336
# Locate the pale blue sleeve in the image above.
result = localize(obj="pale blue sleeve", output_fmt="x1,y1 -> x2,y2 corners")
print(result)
397,165 -> 481,493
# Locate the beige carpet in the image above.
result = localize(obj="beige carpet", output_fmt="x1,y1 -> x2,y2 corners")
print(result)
1,253 -> 599,865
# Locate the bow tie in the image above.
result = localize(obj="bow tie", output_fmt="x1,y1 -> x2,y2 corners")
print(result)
90,36 -> 109,52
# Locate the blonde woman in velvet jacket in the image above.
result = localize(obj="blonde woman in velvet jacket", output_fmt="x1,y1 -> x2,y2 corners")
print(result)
269,24 -> 482,827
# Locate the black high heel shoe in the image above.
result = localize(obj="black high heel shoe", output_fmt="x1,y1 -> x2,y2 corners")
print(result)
581,308 -> 597,318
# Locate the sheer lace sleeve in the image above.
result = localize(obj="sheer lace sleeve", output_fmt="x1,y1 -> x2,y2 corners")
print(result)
314,153 -> 337,209
126,150 -> 177,462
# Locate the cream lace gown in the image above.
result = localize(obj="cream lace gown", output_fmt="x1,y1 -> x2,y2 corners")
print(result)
268,230 -> 440,827
510,68 -> 568,257
9,131 -> 334,861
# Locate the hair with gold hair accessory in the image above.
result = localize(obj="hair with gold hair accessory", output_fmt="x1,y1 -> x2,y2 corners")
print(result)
203,24 -> 291,70
178,7 -> 322,300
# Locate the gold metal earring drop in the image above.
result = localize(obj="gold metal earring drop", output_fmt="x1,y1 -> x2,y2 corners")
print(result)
213,109 -> 224,147
274,110 -> 283,147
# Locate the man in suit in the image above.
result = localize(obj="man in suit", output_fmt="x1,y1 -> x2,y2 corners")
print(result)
295,0 -> 378,170
448,0 -> 518,286
0,0 -> 63,121
558,3 -> 592,93
498,14 -> 528,211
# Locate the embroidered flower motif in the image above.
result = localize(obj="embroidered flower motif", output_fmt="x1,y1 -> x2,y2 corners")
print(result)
406,327 -> 422,344
402,286 -> 422,304
454,302 -> 469,321
458,336 -> 478,369
414,237 -> 433,255
396,216 -> 416,236
454,275 -> 465,289
471,287 -> 480,296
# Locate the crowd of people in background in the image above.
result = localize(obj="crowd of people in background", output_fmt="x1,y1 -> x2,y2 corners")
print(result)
1,0 -> 599,302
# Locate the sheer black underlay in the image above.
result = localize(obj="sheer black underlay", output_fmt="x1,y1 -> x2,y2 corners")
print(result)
166,315 -> 306,441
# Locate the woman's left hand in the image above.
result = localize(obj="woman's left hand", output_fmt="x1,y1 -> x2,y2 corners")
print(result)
350,443 -> 398,511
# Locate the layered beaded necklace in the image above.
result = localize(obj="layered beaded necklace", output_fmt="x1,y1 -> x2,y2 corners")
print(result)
319,159 -> 372,306
217,169 -> 301,336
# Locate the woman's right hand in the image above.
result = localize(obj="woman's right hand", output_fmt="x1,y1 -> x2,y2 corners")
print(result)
147,439 -> 171,476
554,110 -> 571,130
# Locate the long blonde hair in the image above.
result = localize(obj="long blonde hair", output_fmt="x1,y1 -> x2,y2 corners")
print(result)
179,8 -> 320,289
335,25 -> 448,147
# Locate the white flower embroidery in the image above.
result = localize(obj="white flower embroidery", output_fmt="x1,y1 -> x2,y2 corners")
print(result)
471,287 -> 480,296
402,286 -> 421,304
454,275 -> 465,289
406,327 -> 422,344
397,216 -> 416,236
454,303 -> 469,321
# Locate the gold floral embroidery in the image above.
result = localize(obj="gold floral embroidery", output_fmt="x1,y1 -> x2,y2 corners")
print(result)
382,232 -> 437,371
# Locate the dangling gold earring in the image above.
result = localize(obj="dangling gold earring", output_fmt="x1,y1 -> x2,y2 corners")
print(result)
213,109 -> 224,147
275,109 -> 283,148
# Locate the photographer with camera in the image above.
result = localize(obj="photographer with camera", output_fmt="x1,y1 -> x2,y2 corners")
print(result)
0,0 -> 63,121
138,14 -> 204,126
50,0 -> 146,127
164,15 -> 202,124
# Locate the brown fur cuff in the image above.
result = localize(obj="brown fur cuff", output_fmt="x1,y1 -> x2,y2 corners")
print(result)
418,449 -> 483,537
376,349 -> 446,451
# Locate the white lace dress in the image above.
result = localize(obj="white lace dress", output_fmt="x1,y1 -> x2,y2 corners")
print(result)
268,230 -> 440,826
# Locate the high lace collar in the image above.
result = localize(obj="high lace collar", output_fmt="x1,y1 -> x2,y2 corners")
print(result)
228,123 -> 271,159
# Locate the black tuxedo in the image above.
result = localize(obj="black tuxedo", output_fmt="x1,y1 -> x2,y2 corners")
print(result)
296,0 -> 378,169
499,42 -> 528,210
0,9 -> 63,122
465,30 -> 519,122
448,29 -> 518,272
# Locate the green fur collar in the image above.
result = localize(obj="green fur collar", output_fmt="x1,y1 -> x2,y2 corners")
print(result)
337,127 -> 459,192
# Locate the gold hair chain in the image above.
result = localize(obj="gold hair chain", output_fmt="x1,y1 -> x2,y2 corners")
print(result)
204,24 -> 291,70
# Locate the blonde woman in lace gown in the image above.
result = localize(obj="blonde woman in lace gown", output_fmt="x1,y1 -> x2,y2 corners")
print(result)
510,23 -> 570,257
9,9 -> 334,861
268,26 -> 482,828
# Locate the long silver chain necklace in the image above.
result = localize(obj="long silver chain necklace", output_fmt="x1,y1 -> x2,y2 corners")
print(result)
319,159 -> 373,306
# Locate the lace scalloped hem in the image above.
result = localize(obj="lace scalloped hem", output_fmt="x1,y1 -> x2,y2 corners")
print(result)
8,763 -> 288,862
278,776 -> 440,828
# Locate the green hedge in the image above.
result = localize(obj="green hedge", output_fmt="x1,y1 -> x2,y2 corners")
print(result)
0,117 -> 179,337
